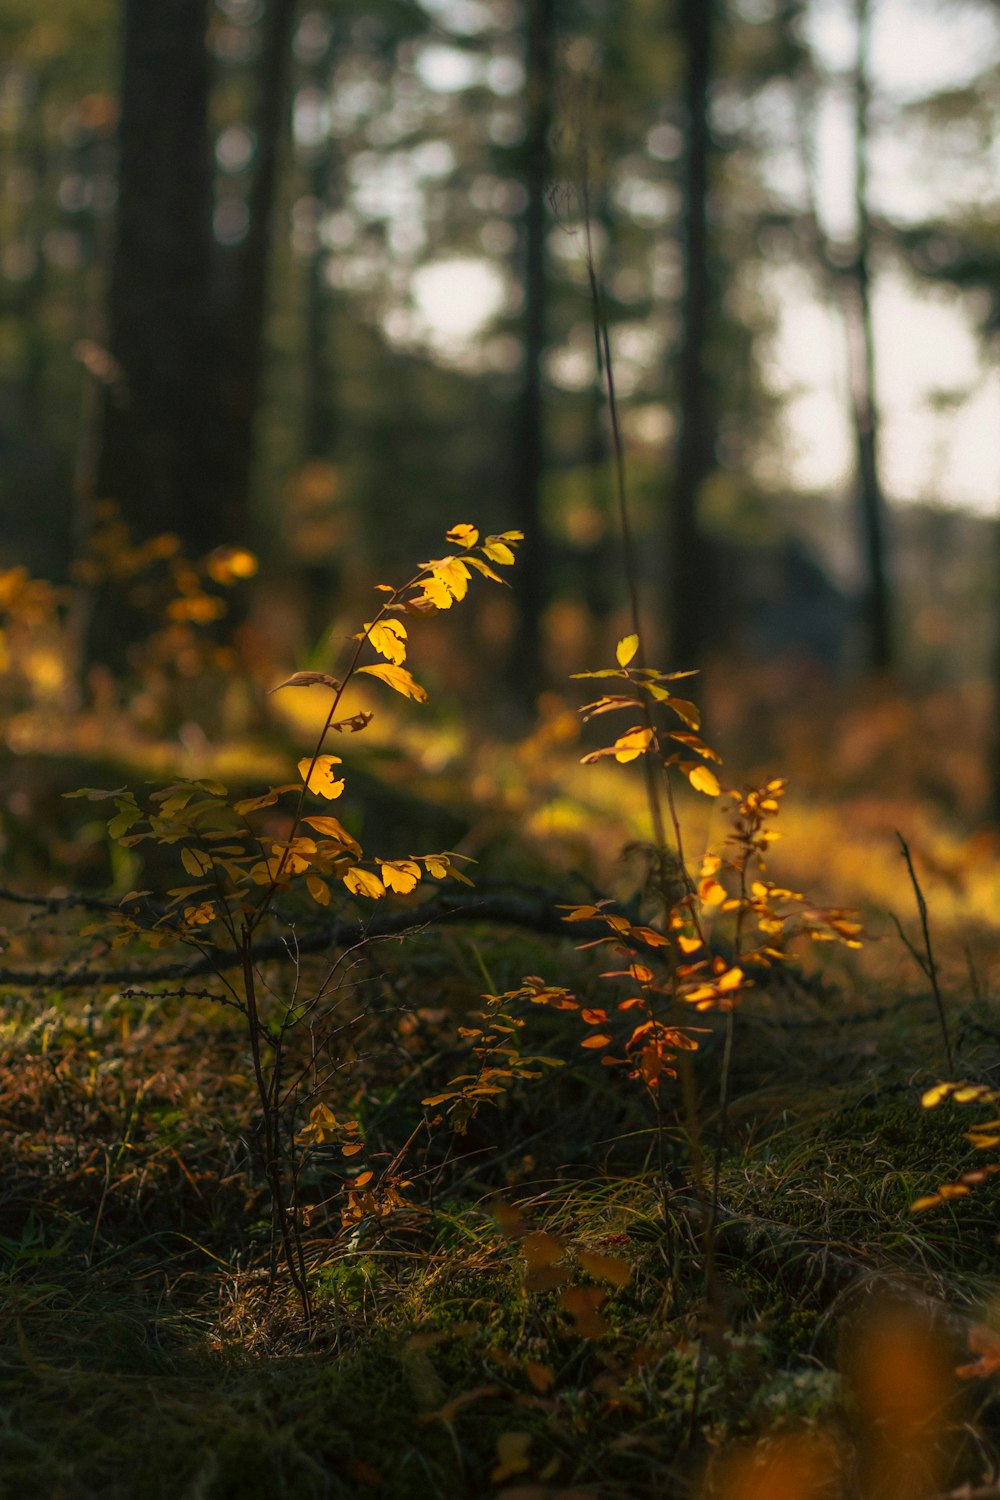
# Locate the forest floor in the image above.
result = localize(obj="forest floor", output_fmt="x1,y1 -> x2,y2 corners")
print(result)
3,733 -> 1000,1500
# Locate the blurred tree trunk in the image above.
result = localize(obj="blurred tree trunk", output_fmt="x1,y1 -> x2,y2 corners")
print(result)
510,0 -> 555,699
93,0 -> 219,554
668,0 -> 718,669
217,0 -> 299,537
87,0 -> 220,673
846,0 -> 892,673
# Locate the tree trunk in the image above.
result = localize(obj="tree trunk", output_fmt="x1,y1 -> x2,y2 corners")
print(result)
94,0 -> 219,554
216,0 -> 299,536
668,0 -> 718,670
845,0 -> 892,673
510,0 -> 555,699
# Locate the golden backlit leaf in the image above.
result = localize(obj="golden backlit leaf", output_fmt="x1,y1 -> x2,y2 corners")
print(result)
481,538 -> 516,565
614,726 -> 653,763
343,866 -> 386,899
465,555 -> 504,583
298,755 -> 345,799
445,523 -> 479,547
616,634 -> 639,667
365,618 -> 407,665
687,764 -> 721,797
668,698 -> 701,730
581,1033 -> 613,1048
699,877 -> 727,906
357,663 -> 428,702
378,858 -> 421,894
302,815 -> 361,852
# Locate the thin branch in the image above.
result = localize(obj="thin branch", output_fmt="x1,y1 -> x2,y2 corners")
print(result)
0,887 -> 649,991
896,832 -> 955,1074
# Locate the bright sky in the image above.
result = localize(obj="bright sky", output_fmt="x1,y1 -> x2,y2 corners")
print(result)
408,0 -> 1000,513
771,0 -> 1000,511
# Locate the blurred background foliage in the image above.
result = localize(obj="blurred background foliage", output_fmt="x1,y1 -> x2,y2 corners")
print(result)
1,0 -> 999,826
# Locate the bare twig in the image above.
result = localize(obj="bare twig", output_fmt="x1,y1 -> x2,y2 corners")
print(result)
896,833 -> 955,1073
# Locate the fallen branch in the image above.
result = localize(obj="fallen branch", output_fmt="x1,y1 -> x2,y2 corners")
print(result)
0,887 -> 620,991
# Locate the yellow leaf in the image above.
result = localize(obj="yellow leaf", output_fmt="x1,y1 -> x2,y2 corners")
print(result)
306,874 -> 331,905
298,755 -> 345,799
182,902 -> 214,925
616,634 -> 639,667
614,726 -> 653,763
378,858 -> 421,894
356,663 -> 428,702
432,555 -> 470,601
365,618 -> 407,665
481,537 -> 517,565
465,555 -> 504,584
343,866 -> 385,899
302,815 -> 361,853
270,670 -> 340,693
669,698 -> 701,731
445,523 -> 478,547
687,764 -> 720,797
181,847 -> 212,878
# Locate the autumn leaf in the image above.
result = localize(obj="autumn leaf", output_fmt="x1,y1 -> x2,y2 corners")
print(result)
378,858 -> 421,894
270,670 -> 340,693
182,902 -> 214,925
306,874 -> 331,905
298,755 -> 345,799
687,764 -> 721,797
616,633 -> 639,667
481,536 -> 518,565
465,555 -> 505,584
302,814 -> 361,853
364,618 -> 407,665
956,1325 -> 1000,1380
356,663 -> 428,702
614,726 -> 653,763
181,847 -> 212,878
445,523 -> 479,547
667,698 -> 701,730
343,866 -> 385,899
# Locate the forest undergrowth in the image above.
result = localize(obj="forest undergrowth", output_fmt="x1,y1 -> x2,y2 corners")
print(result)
3,526 -> 1000,1500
